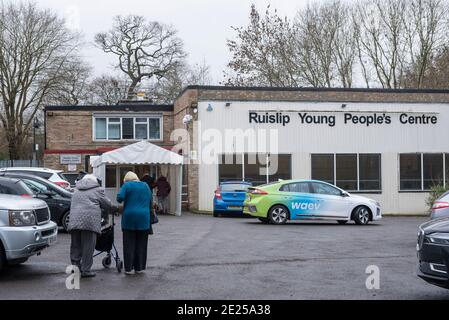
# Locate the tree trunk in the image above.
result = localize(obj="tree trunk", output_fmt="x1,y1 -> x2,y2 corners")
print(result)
127,80 -> 140,100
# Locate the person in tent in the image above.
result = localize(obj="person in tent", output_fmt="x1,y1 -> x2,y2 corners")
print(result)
155,175 -> 171,215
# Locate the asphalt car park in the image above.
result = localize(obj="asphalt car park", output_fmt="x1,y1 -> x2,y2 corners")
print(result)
0,213 -> 448,300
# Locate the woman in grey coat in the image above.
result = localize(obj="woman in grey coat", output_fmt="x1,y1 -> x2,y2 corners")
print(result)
68,174 -> 114,278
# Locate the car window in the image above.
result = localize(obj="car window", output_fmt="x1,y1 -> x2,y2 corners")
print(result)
22,179 -> 56,195
220,183 -> 251,192
311,182 -> 342,196
0,184 -> 13,194
280,182 -> 310,193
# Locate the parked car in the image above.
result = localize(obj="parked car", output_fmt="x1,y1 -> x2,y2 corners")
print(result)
417,218 -> 449,289
0,173 -> 72,231
0,194 -> 58,272
213,181 -> 253,217
430,191 -> 449,220
0,167 -> 71,190
243,179 -> 382,225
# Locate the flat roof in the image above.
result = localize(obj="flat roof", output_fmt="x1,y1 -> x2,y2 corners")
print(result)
45,104 -> 174,112
180,85 -> 449,95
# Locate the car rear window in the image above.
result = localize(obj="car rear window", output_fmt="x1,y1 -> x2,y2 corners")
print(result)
220,183 -> 251,192
8,170 -> 52,179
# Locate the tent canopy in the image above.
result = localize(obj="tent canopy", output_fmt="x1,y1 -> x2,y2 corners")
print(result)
92,141 -> 183,167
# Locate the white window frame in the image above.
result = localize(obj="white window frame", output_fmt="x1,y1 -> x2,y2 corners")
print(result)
92,115 -> 163,142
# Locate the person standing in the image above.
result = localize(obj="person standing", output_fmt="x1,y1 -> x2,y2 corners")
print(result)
117,171 -> 152,275
155,175 -> 171,215
68,174 -> 114,278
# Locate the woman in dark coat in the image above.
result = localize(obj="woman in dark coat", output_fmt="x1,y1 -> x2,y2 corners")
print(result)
155,176 -> 171,215
117,171 -> 152,275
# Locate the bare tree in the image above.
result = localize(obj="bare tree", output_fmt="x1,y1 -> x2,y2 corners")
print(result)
402,0 -> 448,88
0,1 -> 81,159
152,60 -> 212,104
293,0 -> 355,87
88,74 -> 130,105
46,57 -> 92,105
95,15 -> 186,99
224,5 -> 300,86
353,0 -> 410,88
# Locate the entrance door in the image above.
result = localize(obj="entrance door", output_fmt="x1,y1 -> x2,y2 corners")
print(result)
119,166 -> 135,187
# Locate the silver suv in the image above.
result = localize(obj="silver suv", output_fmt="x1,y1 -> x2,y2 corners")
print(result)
0,194 -> 58,271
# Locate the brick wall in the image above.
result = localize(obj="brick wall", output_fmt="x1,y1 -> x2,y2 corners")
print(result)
44,109 -> 174,171
173,89 -> 199,211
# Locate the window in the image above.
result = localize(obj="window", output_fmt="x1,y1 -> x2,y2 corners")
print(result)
108,118 -> 120,140
135,118 -> 148,140
424,154 -> 444,189
311,182 -> 342,196
95,118 -> 107,140
244,154 -> 266,186
93,116 -> 162,141
359,154 -> 381,191
105,166 -> 117,188
218,154 -> 292,186
269,154 -> 291,182
23,180 -> 56,196
122,118 -> 134,140
149,118 -> 161,140
311,154 -> 334,185
400,153 -> 446,191
219,154 -> 243,183
311,154 -> 381,192
336,154 -> 357,190
280,182 -> 310,193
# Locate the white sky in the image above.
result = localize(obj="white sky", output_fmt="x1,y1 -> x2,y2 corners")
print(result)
35,0 -> 310,83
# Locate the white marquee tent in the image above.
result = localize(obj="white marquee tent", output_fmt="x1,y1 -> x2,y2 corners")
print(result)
91,141 -> 184,216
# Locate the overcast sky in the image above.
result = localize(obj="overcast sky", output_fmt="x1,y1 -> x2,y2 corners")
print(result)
35,0 -> 310,83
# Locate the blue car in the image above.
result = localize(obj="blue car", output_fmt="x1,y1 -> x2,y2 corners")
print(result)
213,181 -> 253,217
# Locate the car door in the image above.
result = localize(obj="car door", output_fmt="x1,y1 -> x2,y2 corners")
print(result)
279,182 -> 318,219
309,182 -> 350,219
22,179 -> 65,222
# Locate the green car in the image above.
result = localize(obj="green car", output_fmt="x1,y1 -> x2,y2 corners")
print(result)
243,180 -> 382,225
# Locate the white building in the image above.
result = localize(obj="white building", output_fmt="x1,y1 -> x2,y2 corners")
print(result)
174,86 -> 449,215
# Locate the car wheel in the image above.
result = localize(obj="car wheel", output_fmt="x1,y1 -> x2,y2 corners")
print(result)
258,217 -> 270,224
353,206 -> 370,225
268,205 -> 288,225
62,211 -> 70,232
337,220 -> 348,225
213,212 -> 221,218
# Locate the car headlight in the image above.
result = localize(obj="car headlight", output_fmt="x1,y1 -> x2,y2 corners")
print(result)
426,233 -> 449,245
9,210 -> 36,227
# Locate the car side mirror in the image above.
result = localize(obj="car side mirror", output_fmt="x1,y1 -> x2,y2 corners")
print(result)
341,191 -> 350,197
38,191 -> 53,198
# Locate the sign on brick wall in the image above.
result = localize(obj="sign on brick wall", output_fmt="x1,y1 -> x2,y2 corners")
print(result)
60,154 -> 81,165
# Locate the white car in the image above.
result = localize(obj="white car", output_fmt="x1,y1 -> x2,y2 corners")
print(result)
0,194 -> 58,271
0,167 -> 71,190
244,179 -> 382,225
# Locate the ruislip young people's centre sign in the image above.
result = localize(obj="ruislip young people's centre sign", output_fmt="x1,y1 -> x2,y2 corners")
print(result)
248,111 -> 438,127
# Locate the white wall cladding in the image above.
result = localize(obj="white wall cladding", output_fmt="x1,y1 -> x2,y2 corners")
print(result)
196,101 -> 449,214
